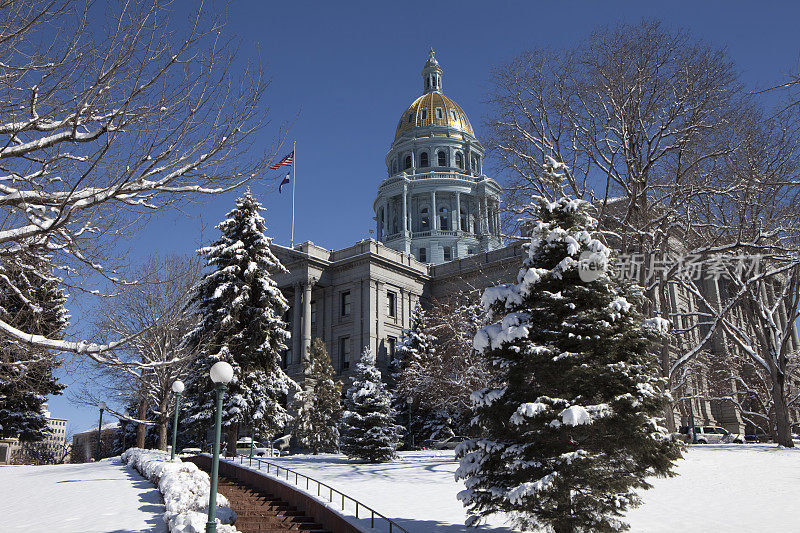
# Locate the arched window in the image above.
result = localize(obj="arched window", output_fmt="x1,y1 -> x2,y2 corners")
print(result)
404,155 -> 412,170
420,152 -> 429,167
392,161 -> 397,174
420,207 -> 430,230
438,151 -> 446,166
460,207 -> 467,232
425,78 -> 430,91
455,152 -> 463,169
439,206 -> 449,231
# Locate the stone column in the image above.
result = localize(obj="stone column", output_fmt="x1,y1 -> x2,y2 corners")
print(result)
302,280 -> 313,363
455,191 -> 461,232
402,184 -> 408,233
292,285 -> 301,365
482,196 -> 489,234
431,191 -> 437,231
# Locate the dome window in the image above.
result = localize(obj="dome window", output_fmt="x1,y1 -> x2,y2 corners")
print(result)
436,107 -> 443,119
408,113 -> 413,124
421,109 -> 427,120
451,110 -> 458,121
404,155 -> 412,170
437,151 -> 446,166
455,152 -> 464,169
420,152 -> 429,167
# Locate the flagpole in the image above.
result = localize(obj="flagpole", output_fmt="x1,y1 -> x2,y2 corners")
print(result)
291,140 -> 296,248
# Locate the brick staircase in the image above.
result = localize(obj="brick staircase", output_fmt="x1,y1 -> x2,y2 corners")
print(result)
217,476 -> 332,533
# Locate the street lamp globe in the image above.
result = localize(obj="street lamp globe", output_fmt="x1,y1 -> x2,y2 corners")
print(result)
97,401 -> 107,410
172,380 -> 185,393
209,362 -> 234,384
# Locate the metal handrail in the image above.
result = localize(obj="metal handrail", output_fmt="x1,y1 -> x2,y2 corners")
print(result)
230,453 -> 409,533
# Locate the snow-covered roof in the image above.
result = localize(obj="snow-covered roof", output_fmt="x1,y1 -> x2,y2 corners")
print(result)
74,421 -> 119,436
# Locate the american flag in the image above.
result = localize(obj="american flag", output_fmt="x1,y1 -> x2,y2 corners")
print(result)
268,150 -> 294,170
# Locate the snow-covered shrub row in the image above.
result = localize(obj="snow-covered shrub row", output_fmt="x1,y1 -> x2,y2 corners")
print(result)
122,448 -> 238,533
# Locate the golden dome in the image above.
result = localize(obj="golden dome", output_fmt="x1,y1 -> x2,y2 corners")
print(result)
395,92 -> 474,140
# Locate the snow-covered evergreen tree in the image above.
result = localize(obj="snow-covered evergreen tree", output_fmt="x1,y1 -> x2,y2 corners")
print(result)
392,304 -> 453,446
456,188 -> 681,532
0,262 -> 67,441
294,338 -> 342,454
182,190 -> 298,455
340,347 -> 402,463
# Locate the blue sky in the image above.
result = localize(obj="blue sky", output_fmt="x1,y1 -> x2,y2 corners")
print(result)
50,0 -> 800,433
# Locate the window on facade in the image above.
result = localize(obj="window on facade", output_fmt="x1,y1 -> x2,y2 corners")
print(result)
340,337 -> 351,371
311,301 -> 317,324
420,207 -> 429,230
419,248 -> 427,262
420,152 -> 429,167
425,78 -> 430,90
468,247 -> 475,255
436,107 -> 443,119
387,336 -> 397,360
387,291 -> 397,318
421,109 -> 427,120
439,206 -> 449,230
404,155 -> 412,169
471,156 -> 477,171
341,291 -> 351,317
438,151 -> 446,166
455,152 -> 463,169
392,161 -> 397,174
444,246 -> 452,261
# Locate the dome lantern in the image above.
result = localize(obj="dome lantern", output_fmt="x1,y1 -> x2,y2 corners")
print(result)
421,48 -> 443,94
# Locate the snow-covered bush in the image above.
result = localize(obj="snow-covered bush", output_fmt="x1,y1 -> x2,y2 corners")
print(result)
122,448 -> 237,533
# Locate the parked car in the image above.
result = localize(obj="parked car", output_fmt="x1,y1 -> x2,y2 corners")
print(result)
432,436 -> 469,450
679,426 -> 743,444
235,438 -> 272,457
180,447 -> 202,455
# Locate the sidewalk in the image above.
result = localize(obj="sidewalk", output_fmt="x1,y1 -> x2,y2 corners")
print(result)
0,457 -> 167,533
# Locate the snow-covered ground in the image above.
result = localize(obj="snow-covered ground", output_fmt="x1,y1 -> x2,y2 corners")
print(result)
259,444 -> 800,532
0,457 -> 167,533
626,444 -> 800,531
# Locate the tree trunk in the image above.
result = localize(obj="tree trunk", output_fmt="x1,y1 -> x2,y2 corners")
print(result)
136,397 -> 148,448
770,368 -> 794,447
225,423 -> 239,457
158,397 -> 169,451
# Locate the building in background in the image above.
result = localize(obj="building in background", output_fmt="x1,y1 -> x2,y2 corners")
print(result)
71,422 -> 118,463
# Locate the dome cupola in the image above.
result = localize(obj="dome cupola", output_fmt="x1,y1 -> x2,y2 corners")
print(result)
422,48 -> 443,94
374,50 -> 503,265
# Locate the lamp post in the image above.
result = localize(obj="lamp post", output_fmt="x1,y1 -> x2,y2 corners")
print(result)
250,427 -> 254,459
686,385 -> 697,444
206,362 -> 233,533
96,402 -> 106,461
170,380 -> 185,461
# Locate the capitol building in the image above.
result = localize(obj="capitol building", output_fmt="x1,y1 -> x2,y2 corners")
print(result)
271,50 -> 520,379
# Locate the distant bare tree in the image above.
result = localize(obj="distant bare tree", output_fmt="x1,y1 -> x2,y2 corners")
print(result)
0,1 -> 283,371
80,254 -> 202,450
